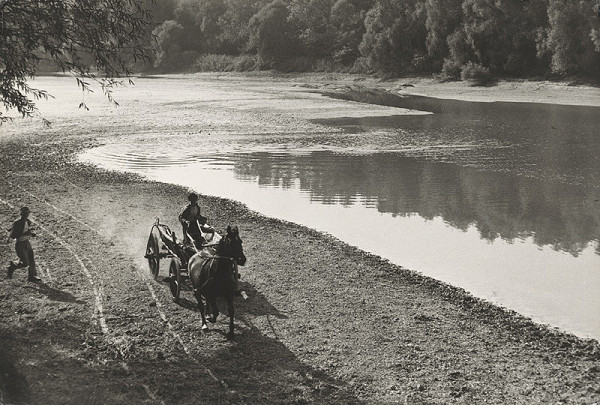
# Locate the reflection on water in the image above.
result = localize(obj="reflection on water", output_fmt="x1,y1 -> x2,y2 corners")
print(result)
316,95 -> 600,187
233,152 -> 600,257
80,96 -> 600,341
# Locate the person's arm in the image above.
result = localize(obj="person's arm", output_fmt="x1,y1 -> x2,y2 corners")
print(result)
179,206 -> 190,225
198,215 -> 208,226
26,219 -> 36,237
9,220 -> 20,240
192,204 -> 207,225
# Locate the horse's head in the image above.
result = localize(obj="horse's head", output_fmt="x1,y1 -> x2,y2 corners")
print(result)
218,225 -> 246,266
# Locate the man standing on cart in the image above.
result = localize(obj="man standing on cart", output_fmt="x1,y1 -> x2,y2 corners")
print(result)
179,193 -> 242,295
179,193 -> 214,248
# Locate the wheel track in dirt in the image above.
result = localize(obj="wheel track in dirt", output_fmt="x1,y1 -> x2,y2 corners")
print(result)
5,177 -> 230,392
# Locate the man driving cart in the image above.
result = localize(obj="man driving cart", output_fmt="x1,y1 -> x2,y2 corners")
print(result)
179,192 -> 242,295
179,193 -> 216,248
179,193 -> 213,247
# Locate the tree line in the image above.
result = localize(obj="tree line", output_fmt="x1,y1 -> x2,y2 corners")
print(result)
142,0 -> 600,80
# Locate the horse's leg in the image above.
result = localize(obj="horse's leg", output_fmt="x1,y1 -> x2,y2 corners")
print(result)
194,289 -> 208,330
205,298 -> 211,320
226,294 -> 235,340
189,257 -> 208,331
208,293 -> 219,323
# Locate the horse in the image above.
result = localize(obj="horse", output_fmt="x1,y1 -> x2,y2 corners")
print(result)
188,225 -> 246,339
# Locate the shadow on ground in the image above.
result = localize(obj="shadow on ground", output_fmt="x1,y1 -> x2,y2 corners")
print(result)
161,278 -> 361,404
22,283 -> 87,305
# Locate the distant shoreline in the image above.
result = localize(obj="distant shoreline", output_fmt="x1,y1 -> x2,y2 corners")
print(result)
392,77 -> 600,106
159,71 -> 600,106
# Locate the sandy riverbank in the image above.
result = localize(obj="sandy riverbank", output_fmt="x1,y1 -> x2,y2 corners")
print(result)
209,71 -> 600,106
1,74 -> 599,404
390,77 -> 600,106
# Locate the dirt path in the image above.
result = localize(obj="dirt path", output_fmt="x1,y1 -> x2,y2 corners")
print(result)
1,76 -> 599,404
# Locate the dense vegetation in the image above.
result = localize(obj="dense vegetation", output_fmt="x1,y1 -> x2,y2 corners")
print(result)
141,0 -> 600,80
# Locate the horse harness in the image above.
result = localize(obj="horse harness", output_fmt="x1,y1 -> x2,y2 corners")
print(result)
195,255 -> 236,291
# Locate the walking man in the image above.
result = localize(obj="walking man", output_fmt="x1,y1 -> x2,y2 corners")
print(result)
7,206 -> 41,282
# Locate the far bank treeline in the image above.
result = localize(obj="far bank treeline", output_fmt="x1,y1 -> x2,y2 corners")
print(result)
130,0 -> 600,81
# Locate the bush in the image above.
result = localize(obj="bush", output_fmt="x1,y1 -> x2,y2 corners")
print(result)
349,57 -> 372,74
181,51 -> 201,69
313,58 -> 337,72
333,46 -> 359,66
275,57 -> 341,73
276,56 -> 315,73
460,62 -> 495,86
192,54 -> 259,72
440,57 -> 462,81
411,54 -> 430,72
233,55 -> 260,71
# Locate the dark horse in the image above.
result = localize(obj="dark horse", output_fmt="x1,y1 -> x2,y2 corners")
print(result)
188,225 -> 246,339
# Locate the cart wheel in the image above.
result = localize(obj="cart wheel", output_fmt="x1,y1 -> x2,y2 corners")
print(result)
169,257 -> 182,302
146,228 -> 160,279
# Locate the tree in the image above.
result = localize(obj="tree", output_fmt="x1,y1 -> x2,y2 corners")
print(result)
359,0 -> 428,74
0,0 -> 153,124
540,0 -> 600,75
330,0 -> 373,65
442,28 -> 473,79
288,0 -> 336,58
460,0 -> 543,75
248,0 -> 297,67
152,20 -> 187,71
173,0 -> 227,54
218,0 -> 269,54
144,0 -> 177,25
424,0 -> 463,69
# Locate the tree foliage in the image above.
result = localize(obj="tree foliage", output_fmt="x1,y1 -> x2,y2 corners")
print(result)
424,0 -> 463,68
360,0 -> 428,73
248,0 -> 297,67
130,0 -> 600,80
175,0 -> 227,53
152,20 -> 187,70
541,0 -> 600,75
330,0 -> 373,65
0,0 -> 153,123
217,0 -> 268,54
288,0 -> 336,58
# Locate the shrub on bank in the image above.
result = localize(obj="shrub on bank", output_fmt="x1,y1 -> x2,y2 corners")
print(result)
440,58 -> 462,81
275,57 -> 352,73
275,56 -> 316,72
192,54 -> 259,72
190,54 -> 360,74
460,62 -> 495,86
349,57 -> 372,74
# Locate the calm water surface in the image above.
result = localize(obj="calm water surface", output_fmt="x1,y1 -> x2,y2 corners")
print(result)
81,95 -> 600,341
